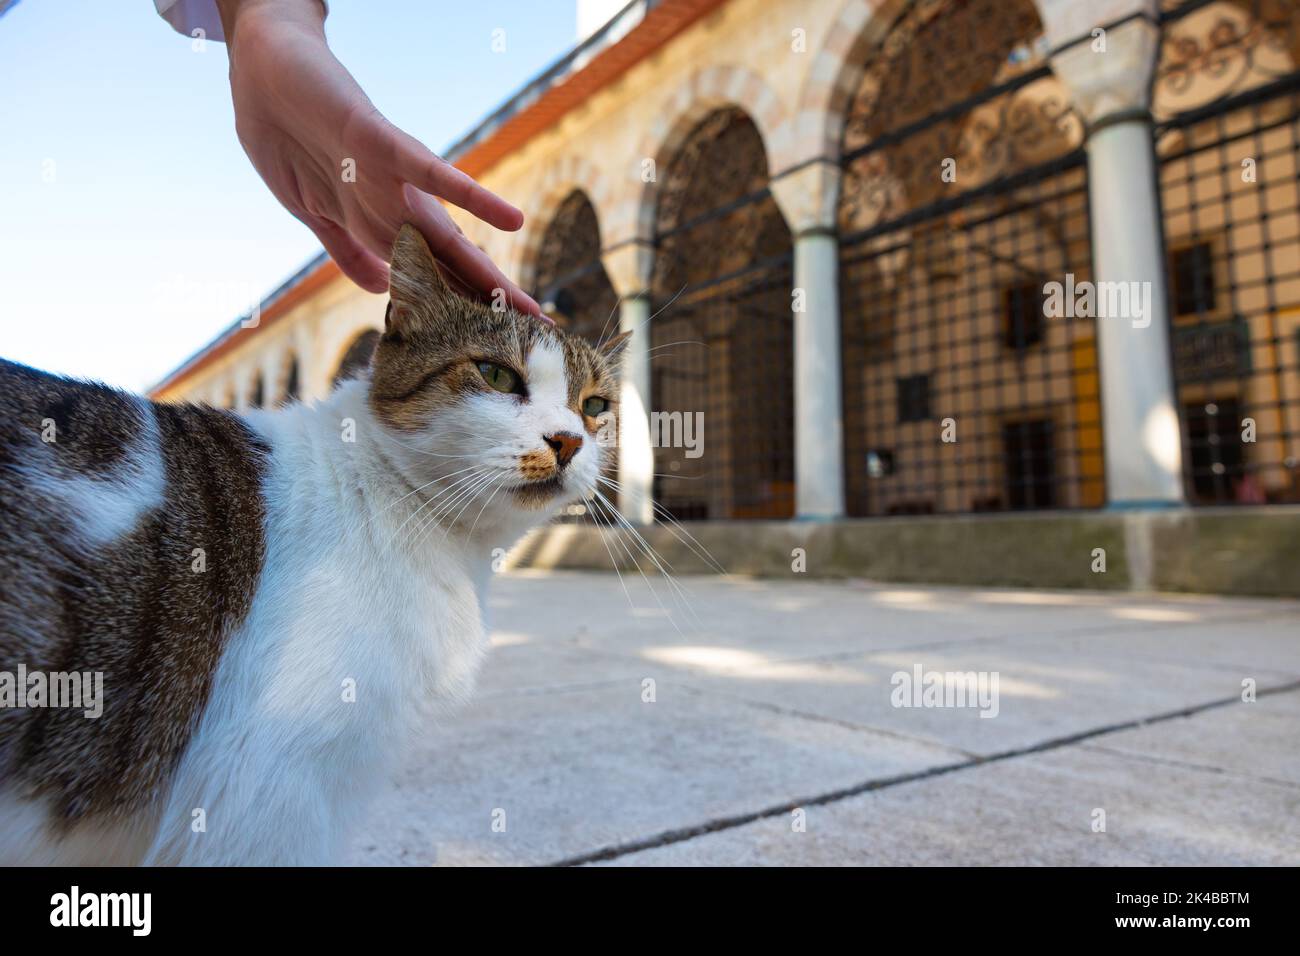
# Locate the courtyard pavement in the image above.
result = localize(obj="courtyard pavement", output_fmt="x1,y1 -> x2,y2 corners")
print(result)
348,571 -> 1300,866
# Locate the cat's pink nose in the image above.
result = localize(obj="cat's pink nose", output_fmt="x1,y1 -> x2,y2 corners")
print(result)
544,431 -> 583,469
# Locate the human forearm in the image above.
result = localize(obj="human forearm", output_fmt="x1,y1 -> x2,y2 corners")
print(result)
213,0 -> 327,49
203,0 -> 540,312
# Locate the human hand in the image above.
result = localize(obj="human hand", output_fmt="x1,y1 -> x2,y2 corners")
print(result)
215,0 -> 543,315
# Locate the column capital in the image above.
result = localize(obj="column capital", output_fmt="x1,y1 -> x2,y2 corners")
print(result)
601,238 -> 656,298
1041,0 -> 1161,125
769,157 -> 841,237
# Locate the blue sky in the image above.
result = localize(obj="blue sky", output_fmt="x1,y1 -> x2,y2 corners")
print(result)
0,0 -> 579,390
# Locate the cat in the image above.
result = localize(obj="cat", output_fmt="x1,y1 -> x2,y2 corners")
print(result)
0,223 -> 629,865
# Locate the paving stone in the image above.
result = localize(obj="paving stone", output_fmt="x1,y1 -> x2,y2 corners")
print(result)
348,679 -> 961,866
350,573 -> 1300,865
599,725 -> 1300,866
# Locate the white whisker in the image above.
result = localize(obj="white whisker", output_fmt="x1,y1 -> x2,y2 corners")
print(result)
594,290 -> 632,353
596,475 -> 726,575
395,468 -> 491,548
592,488 -> 694,633
391,467 -> 493,550
584,494 -> 636,609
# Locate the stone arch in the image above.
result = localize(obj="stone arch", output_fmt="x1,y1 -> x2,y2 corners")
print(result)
513,154 -> 612,291
645,104 -> 796,521
794,0 -> 1056,164
330,328 -> 382,388
622,64 -> 794,246
805,0 -> 1300,168
794,0 -> 908,165
525,189 -> 619,342
834,0 -> 1072,235
310,313 -> 379,395
650,107 -> 791,293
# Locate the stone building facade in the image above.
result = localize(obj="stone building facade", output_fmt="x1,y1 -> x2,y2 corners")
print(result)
151,0 -> 1300,593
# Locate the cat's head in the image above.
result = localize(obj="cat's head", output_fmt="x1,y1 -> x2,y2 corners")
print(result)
366,224 -> 628,532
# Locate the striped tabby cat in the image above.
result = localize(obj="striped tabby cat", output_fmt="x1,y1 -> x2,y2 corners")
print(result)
0,224 -> 628,865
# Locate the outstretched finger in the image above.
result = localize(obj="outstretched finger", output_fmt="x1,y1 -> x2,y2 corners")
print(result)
421,229 -> 544,318
393,131 -> 524,232
449,238 -> 543,318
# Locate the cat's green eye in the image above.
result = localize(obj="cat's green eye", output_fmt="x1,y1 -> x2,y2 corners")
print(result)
477,362 -> 520,394
582,396 -> 610,418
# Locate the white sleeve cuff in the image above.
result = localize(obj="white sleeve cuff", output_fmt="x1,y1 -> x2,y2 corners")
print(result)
154,0 -> 226,43
154,1 -> 330,43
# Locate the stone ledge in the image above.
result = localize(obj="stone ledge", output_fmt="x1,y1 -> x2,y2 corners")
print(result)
505,506 -> 1300,597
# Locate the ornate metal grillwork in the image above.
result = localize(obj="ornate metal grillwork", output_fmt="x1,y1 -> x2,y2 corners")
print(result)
651,107 -> 795,520
1156,0 -> 1300,142
838,0 -> 1100,517
1157,2 -> 1300,503
840,0 -> 1082,235
530,190 -> 620,343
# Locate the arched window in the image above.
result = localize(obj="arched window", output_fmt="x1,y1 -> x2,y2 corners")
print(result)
531,190 -> 619,343
650,107 -> 794,521
249,372 -> 264,409
837,0 -> 1095,517
333,330 -> 381,387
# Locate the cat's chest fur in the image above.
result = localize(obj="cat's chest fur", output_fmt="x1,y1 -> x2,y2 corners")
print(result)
243,398 -> 494,712
141,391 -> 501,865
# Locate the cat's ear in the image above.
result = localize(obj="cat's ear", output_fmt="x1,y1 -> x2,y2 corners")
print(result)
387,223 -> 452,335
599,330 -> 634,363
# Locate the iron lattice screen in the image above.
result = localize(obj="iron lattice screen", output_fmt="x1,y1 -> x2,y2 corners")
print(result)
650,254 -> 795,521
839,158 -> 1100,516
1156,1 -> 1300,504
650,107 -> 795,521
837,0 -> 1101,517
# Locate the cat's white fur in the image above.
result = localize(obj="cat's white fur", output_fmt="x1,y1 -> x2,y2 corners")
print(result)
2,338 -> 598,865
26,400 -> 165,547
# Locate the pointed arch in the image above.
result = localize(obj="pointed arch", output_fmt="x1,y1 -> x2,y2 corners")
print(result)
527,189 -> 620,343
332,329 -> 382,387
648,105 -> 796,521
620,64 -> 794,247
513,154 -> 613,292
